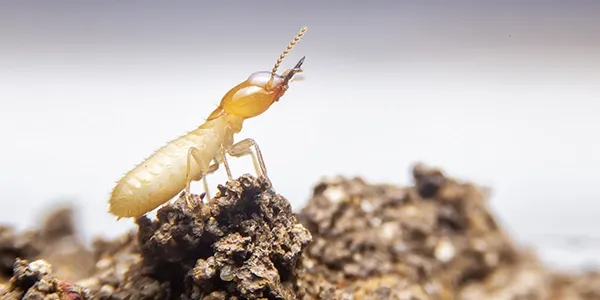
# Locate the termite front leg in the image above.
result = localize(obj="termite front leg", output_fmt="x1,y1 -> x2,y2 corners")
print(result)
218,147 -> 259,181
240,148 -> 261,178
221,147 -> 261,179
227,138 -> 272,187
185,147 -> 218,208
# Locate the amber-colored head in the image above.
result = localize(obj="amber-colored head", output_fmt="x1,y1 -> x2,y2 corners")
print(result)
207,27 -> 307,121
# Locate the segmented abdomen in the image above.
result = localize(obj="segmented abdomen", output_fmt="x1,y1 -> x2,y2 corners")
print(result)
108,124 -> 225,218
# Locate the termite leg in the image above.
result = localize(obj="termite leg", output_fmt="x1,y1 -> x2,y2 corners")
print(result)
217,149 -> 256,182
221,153 -> 234,181
237,148 -> 261,177
185,147 -> 217,209
227,138 -> 271,187
221,147 -> 261,178
195,162 -> 219,201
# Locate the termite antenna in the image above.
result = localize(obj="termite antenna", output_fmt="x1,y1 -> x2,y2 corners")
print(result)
267,26 -> 307,89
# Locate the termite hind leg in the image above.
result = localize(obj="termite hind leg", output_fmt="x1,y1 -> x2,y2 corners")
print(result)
228,138 -> 272,187
184,147 -> 213,209
197,163 -> 219,201
221,153 -> 234,181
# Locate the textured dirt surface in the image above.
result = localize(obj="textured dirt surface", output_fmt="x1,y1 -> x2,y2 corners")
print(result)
78,174 -> 310,300
297,163 -> 521,299
0,258 -> 90,300
1,166 -> 600,299
0,206 -> 95,284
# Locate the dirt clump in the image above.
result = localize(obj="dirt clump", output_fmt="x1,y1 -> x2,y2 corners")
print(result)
76,174 -> 312,299
1,166 -> 600,299
0,258 -> 91,299
297,163 -> 542,299
0,206 -> 95,284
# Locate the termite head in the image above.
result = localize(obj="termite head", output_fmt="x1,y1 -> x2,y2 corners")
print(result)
208,27 -> 307,121
220,57 -> 305,119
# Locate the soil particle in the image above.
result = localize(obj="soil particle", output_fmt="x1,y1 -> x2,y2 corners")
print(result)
0,258 -> 91,300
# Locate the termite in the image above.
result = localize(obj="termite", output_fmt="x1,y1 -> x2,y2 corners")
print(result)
108,27 -> 308,218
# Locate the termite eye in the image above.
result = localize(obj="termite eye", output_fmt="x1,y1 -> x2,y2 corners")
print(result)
247,71 -> 284,89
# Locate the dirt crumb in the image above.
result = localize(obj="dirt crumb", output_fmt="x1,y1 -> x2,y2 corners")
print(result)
0,258 -> 90,300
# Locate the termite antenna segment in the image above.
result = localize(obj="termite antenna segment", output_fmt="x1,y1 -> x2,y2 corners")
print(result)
267,26 -> 307,89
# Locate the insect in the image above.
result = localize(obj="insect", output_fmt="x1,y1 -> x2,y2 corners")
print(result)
108,27 -> 308,218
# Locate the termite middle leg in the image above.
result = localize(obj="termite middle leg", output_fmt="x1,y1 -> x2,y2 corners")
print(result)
195,162 -> 219,201
227,138 -> 271,186
185,147 -> 217,208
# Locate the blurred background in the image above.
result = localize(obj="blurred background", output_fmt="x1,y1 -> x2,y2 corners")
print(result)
1,1 -> 598,271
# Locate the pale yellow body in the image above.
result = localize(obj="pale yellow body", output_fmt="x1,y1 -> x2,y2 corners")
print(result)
108,115 -> 243,217
108,26 -> 307,219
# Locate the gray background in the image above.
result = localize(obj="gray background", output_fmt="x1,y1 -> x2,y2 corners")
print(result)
1,1 -> 599,270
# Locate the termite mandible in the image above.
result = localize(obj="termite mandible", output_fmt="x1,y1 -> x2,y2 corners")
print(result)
108,27 -> 308,218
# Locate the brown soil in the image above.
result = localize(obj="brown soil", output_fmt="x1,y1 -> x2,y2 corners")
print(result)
1,164 -> 599,299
